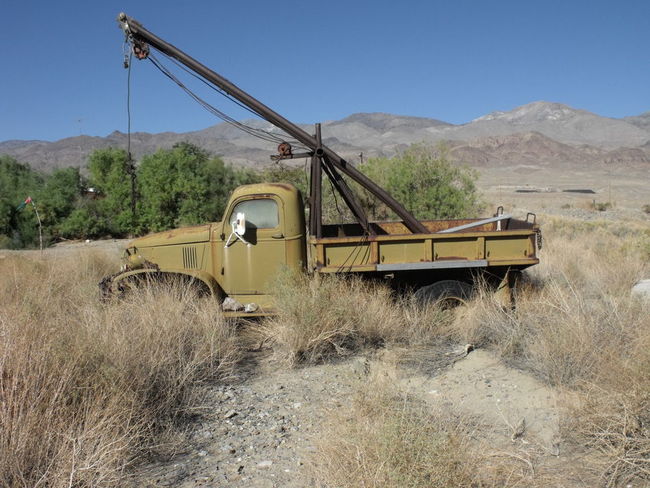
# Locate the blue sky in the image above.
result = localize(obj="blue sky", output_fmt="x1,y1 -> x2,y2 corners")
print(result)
2,0 -> 649,142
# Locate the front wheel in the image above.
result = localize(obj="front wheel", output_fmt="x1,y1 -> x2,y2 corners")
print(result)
414,280 -> 473,308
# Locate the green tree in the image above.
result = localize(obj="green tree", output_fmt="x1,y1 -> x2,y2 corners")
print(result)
137,142 -> 257,232
38,167 -> 83,238
0,155 -> 43,248
87,147 -> 134,235
261,164 -> 308,197
58,202 -> 109,239
358,144 -> 483,220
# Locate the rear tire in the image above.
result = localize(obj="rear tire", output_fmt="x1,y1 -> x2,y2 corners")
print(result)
414,280 -> 473,308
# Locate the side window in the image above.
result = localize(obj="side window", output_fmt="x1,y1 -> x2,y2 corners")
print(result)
229,198 -> 279,229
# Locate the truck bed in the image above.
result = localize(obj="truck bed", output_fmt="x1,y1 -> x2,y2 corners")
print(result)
309,216 -> 540,274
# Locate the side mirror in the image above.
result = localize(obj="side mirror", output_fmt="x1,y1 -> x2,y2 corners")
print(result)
224,212 -> 250,248
234,212 -> 246,236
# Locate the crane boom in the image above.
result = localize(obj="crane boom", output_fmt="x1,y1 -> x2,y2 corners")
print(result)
117,13 -> 427,234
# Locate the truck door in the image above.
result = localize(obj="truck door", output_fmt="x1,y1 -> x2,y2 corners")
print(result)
221,195 -> 286,296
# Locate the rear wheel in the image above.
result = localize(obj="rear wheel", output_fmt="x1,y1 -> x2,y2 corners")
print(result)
414,280 -> 473,308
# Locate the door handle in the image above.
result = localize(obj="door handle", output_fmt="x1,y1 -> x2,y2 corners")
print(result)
272,233 -> 284,239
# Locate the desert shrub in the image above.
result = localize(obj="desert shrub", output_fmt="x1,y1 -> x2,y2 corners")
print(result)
58,204 -> 111,239
567,329 -> 650,487
257,269 -> 445,366
643,203 -> 650,214
311,365 -> 546,488
260,164 -> 308,197
358,143 -> 483,220
0,251 -> 239,487
311,371 -> 479,488
0,156 -> 44,248
137,142 -> 258,233
593,201 -> 612,211
445,216 -> 650,484
86,147 -> 135,235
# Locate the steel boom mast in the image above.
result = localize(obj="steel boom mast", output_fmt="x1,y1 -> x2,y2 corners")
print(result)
117,13 -> 427,234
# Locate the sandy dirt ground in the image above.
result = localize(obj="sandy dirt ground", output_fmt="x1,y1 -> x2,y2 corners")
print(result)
126,344 -> 594,487
403,349 -> 561,452
479,164 -> 650,221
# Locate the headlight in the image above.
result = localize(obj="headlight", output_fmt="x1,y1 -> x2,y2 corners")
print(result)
121,246 -> 143,271
127,253 -> 145,269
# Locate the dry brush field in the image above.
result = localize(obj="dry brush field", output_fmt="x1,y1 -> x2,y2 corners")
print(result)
1,213 -> 649,487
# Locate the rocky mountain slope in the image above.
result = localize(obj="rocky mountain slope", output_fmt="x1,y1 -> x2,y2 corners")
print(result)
2,102 -> 649,171
448,131 -> 650,169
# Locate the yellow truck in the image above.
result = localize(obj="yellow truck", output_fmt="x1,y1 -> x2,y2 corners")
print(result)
101,14 -> 541,315
101,180 -> 540,315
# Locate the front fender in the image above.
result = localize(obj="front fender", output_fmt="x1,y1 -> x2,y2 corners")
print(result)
99,268 -> 223,301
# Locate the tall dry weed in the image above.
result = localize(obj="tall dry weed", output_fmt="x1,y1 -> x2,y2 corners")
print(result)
257,269 -> 446,366
311,363 -> 550,488
446,216 -> 650,484
311,368 -> 480,488
449,218 -> 648,385
0,250 -> 238,487
567,324 -> 650,486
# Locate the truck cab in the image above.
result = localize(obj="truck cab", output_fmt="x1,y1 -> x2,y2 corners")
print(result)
215,183 -> 306,309
104,183 -> 306,313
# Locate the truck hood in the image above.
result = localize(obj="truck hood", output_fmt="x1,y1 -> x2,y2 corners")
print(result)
130,223 -> 215,248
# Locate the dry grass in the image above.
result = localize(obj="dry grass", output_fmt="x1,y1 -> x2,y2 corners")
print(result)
567,329 -> 650,486
2,215 -> 649,486
311,364 -> 551,488
311,368 -> 480,488
446,216 -> 650,485
0,250 -> 239,487
257,269 -> 446,366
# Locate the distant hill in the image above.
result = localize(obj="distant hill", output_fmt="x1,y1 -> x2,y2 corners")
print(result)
455,102 -> 650,148
447,131 -> 650,169
623,111 -> 650,130
1,102 -> 649,172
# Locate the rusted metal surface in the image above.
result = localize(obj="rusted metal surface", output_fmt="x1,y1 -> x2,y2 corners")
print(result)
98,273 -> 119,301
309,124 -> 323,238
308,215 -> 539,273
318,218 -> 520,239
277,141 -> 292,157
132,38 -> 149,59
265,182 -> 295,192
133,223 -> 211,246
437,214 -> 513,234
270,151 -> 313,162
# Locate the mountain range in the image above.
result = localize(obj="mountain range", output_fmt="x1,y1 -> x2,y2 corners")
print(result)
2,101 -> 650,172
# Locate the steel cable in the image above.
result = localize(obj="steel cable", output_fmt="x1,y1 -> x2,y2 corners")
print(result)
147,52 -> 309,151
